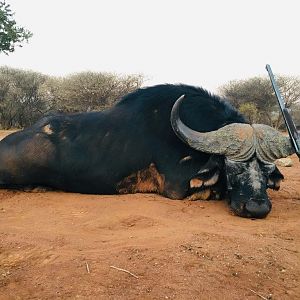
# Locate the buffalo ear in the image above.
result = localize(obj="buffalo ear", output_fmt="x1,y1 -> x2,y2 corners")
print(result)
267,166 -> 284,190
197,155 -> 224,177
190,155 -> 224,188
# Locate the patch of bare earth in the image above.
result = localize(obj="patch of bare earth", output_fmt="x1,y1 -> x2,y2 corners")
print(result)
0,131 -> 299,299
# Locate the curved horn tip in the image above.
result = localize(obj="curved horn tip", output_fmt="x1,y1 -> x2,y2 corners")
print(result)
177,94 -> 185,101
171,95 -> 185,120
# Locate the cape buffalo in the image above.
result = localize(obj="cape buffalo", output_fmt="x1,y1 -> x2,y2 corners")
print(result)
0,84 -> 293,218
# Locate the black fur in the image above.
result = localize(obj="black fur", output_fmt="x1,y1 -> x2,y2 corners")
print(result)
0,84 -> 281,218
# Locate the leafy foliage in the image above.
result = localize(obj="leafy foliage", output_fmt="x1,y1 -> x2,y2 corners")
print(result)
0,67 -> 48,128
0,66 -> 143,129
0,1 -> 32,54
55,71 -> 144,112
238,102 -> 259,124
219,76 -> 300,128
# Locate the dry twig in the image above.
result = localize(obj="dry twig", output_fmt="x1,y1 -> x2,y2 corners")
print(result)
85,262 -> 90,274
248,288 -> 268,300
110,265 -> 138,279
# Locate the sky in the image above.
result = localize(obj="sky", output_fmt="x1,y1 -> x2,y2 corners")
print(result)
0,0 -> 299,92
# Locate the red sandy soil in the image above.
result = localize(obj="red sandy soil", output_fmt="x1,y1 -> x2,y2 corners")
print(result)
0,131 -> 299,300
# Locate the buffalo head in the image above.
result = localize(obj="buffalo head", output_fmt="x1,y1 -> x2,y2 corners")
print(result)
171,95 -> 294,218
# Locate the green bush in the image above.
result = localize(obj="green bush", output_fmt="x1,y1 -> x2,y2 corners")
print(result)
0,66 -> 143,129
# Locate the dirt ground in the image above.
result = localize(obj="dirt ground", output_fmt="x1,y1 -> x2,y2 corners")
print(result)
0,131 -> 299,300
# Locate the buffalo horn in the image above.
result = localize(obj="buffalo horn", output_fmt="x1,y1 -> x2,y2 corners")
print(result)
170,95 -> 295,162
253,124 -> 294,162
170,95 -> 255,161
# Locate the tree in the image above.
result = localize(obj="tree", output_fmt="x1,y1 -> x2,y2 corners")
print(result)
238,102 -> 259,124
54,71 -> 143,112
0,66 -> 144,129
0,66 -> 48,128
219,76 -> 300,129
37,76 -> 64,113
0,1 -> 32,54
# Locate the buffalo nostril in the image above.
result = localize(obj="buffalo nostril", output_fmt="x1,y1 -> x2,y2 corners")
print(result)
245,201 -> 271,218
